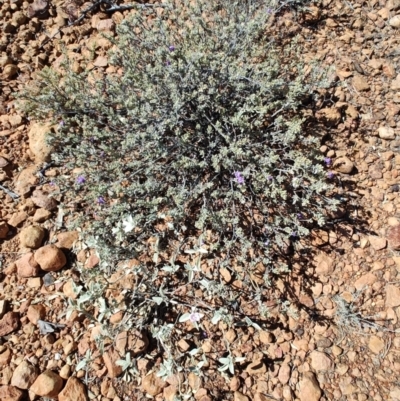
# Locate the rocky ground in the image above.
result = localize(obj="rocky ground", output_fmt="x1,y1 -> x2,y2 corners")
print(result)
2,0 -> 400,400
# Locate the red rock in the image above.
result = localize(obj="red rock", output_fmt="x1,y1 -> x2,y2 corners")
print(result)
310,351 -> 333,371
84,253 -> 99,269
234,391 -> 249,401
386,285 -> 400,308
315,252 -> 334,275
388,225 -> 400,250
16,253 -> 40,278
246,360 -> 267,375
11,360 -> 38,389
19,226 -> 45,249
354,272 -> 377,291
27,304 -> 46,325
0,312 -> 20,336
298,372 -> 322,401
31,189 -> 58,211
0,385 -> 24,401
28,123 -> 53,163
368,236 -> 387,250
30,370 -> 63,398
0,221 -> 9,239
141,373 -> 166,396
14,166 -> 38,197
333,156 -> 354,174
103,348 -> 123,378
278,363 -> 291,385
34,245 -> 66,272
56,231 -> 79,250
129,331 -> 149,355
7,212 -> 28,227
58,377 -> 88,401
0,348 -> 12,366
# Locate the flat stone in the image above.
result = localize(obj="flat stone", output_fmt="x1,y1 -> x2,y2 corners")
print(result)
0,385 -> 24,401
103,348 -> 123,378
353,75 -> 370,91
30,370 -> 63,398
298,372 -> 322,401
0,312 -> 20,336
368,335 -> 385,354
278,363 -> 291,385
93,56 -> 108,67
246,360 -> 267,375
11,360 -> 38,389
0,348 -> 11,366
339,377 -> 357,395
390,386 -> 400,400
32,208 -> 52,223
63,281 -> 79,300
162,385 -> 177,401
310,350 -> 333,371
58,377 -> 88,401
28,123 -> 53,163
386,285 -> 400,308
31,190 -> 58,211
56,231 -> 79,250
378,126 -> 396,140
14,166 -> 38,197
259,331 -> 274,344
315,252 -> 335,275
7,212 -> 28,227
368,236 -> 387,250
388,225 -> 400,250
354,272 -> 377,291
16,253 -> 40,278
141,373 -> 166,396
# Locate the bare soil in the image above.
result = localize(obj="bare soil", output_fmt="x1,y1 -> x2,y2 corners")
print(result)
1,0 -> 400,400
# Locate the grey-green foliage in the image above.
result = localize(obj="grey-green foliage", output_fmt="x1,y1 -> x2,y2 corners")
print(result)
18,0 -> 337,266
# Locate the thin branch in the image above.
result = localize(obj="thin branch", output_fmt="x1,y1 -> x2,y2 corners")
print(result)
0,184 -> 19,201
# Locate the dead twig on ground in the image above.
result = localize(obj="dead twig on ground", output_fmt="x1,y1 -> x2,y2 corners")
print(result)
0,184 -> 19,201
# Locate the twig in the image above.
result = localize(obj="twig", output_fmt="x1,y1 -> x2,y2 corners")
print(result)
39,0 -> 168,50
0,184 -> 19,201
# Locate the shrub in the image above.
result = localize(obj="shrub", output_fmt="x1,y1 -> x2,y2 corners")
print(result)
18,0 -> 338,380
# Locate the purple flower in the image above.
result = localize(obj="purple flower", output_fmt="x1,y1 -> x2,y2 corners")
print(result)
59,121 -> 65,127
166,60 -> 171,66
327,171 -> 334,179
266,8 -> 272,14
200,331 -> 208,339
324,157 -> 332,166
168,45 -> 175,51
49,181 -> 56,187
189,312 -> 202,323
100,151 -> 105,157
290,231 -> 297,238
267,175 -> 273,181
264,239 -> 270,246
76,175 -> 86,185
234,171 -> 245,184
97,196 -> 106,205
297,213 -> 303,220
